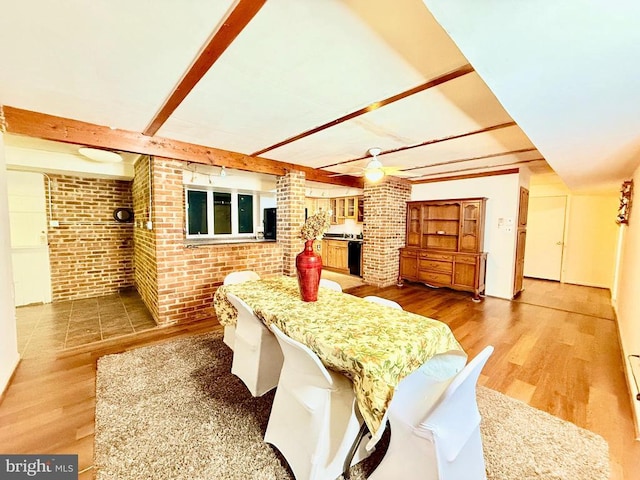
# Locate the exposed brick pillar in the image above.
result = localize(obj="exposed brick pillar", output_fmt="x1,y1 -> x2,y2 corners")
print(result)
362,176 -> 411,287
132,155 -> 159,323
151,158 -> 186,324
276,171 -> 306,276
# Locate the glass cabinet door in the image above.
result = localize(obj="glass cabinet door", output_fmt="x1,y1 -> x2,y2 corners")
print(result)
406,204 -> 421,247
460,202 -> 480,252
346,197 -> 356,217
330,198 -> 337,224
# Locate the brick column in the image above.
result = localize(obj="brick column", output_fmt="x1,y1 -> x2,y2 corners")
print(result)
132,155 -> 159,322
362,177 -> 411,287
276,171 -> 306,276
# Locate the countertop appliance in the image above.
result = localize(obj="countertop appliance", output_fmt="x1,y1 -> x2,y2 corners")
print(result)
348,241 -> 362,276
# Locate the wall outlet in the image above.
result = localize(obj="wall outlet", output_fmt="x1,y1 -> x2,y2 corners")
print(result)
146,221 -> 153,230
49,220 -> 59,227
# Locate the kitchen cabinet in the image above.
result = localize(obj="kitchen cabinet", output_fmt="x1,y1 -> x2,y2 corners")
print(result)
399,198 -> 487,301
328,195 -> 363,224
330,198 -> 337,224
305,197 -> 331,217
322,239 -> 349,273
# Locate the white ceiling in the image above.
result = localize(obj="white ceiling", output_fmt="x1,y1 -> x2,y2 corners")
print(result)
1,0 -> 635,190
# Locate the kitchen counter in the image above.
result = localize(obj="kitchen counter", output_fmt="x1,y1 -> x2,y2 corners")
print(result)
323,234 -> 363,242
322,236 -> 363,276
185,238 -> 276,247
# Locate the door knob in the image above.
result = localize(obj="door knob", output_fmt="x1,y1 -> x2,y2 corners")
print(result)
556,241 -> 563,245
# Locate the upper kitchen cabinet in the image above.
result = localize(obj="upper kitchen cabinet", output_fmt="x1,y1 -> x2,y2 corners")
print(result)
305,197 -> 331,216
328,195 -> 364,224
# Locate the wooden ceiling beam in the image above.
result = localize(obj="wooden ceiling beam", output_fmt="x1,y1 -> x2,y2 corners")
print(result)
251,63 -> 475,157
321,121 -> 517,168
2,106 -> 363,188
143,0 -> 267,136
401,147 -> 538,172
411,168 -> 521,184
410,159 -> 546,184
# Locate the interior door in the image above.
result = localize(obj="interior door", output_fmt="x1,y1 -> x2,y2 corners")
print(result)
523,195 -> 566,281
8,171 -> 52,306
513,187 -> 529,296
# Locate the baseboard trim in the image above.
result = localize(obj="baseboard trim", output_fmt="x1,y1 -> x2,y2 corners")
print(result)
613,303 -> 640,441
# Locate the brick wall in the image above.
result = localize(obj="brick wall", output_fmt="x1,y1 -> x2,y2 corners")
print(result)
157,242 -> 283,324
145,157 -> 284,325
276,171 -> 306,275
362,176 -> 411,287
46,174 -> 134,301
132,156 -> 158,322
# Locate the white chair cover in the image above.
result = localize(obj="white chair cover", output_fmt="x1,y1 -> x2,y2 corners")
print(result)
223,270 -> 260,285
363,296 -> 402,310
369,346 -> 494,480
319,278 -> 342,292
222,271 -> 260,349
227,292 -> 283,397
265,324 -> 371,480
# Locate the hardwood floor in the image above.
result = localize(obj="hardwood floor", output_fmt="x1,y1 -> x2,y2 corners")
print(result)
1,278 -> 638,479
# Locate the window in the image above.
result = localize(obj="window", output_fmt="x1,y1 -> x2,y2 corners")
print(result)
238,194 -> 254,233
187,190 -> 208,235
185,188 -> 255,238
213,192 -> 232,234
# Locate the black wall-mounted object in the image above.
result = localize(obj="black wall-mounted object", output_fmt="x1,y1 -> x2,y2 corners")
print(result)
113,208 -> 134,223
263,208 -> 277,240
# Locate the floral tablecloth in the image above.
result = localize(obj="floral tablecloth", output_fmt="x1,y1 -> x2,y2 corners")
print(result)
213,275 -> 466,446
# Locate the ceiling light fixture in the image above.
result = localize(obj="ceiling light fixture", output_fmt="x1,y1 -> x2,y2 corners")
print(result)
78,147 -> 123,163
364,147 -> 385,182
220,166 -> 227,177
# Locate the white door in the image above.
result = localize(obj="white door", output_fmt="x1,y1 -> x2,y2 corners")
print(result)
523,195 -> 567,281
7,171 -> 52,306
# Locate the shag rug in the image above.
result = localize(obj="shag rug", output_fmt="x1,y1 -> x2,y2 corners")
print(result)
94,333 -> 610,480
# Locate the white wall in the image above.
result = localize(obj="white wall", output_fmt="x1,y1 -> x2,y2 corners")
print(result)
0,133 -> 20,395
6,143 -> 134,180
411,173 -> 522,299
613,164 -> 640,437
528,174 -> 619,289
562,195 -> 619,288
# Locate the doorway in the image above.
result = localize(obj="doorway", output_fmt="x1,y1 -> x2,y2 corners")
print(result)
523,195 -> 567,281
7,171 -> 52,305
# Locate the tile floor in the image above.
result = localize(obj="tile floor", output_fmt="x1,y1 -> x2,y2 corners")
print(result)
16,287 -> 157,358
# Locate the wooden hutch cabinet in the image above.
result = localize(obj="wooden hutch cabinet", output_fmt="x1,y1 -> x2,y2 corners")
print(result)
400,198 -> 487,301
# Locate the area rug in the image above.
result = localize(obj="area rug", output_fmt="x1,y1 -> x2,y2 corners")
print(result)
94,333 -> 610,480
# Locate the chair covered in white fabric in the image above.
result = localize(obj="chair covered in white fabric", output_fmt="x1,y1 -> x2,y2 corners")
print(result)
369,346 -> 494,480
227,292 -> 283,397
265,324 -> 371,480
222,271 -> 260,349
363,295 -> 402,310
319,278 -> 342,292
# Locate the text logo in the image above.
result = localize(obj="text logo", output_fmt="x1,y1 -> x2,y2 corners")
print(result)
0,455 -> 78,479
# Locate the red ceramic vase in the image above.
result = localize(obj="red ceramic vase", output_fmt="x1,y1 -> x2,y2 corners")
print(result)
296,239 -> 323,302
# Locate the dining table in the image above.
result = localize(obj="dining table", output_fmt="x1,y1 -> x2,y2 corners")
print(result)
213,275 -> 467,449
